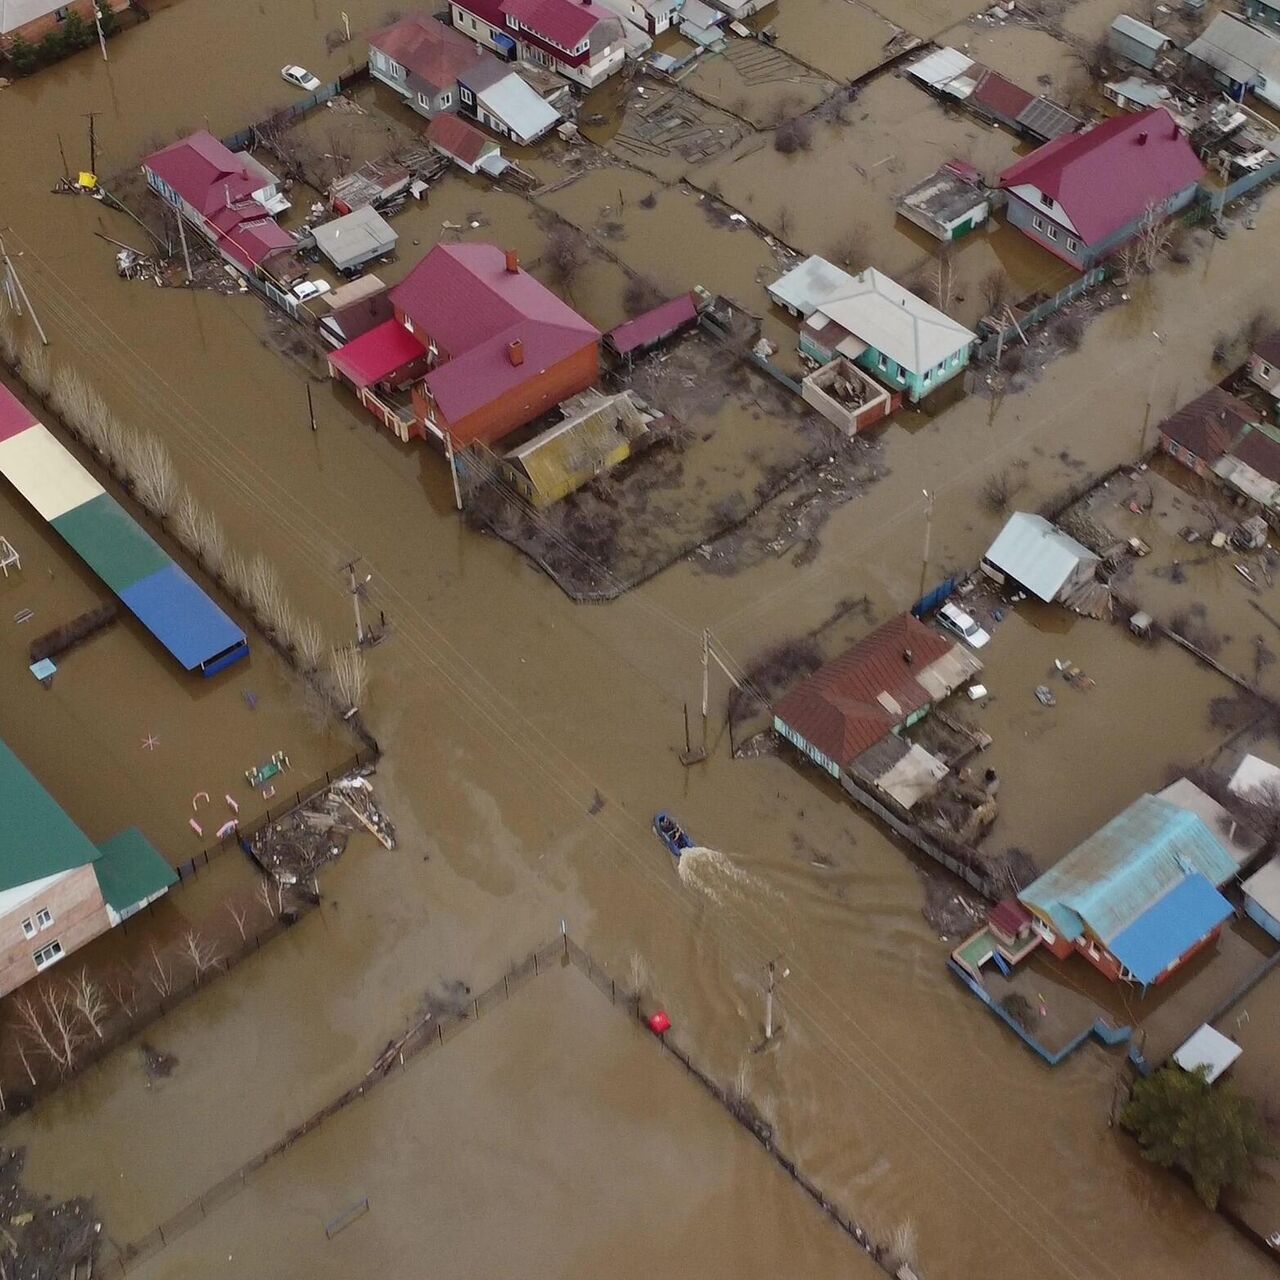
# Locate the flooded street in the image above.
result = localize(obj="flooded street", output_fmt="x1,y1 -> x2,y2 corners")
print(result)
1,2 -> 1279,1277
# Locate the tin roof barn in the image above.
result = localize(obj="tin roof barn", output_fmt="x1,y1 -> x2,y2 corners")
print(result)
426,113 -> 503,173
311,207 -> 398,274
605,293 -> 699,361
896,160 -> 989,242
1019,794 -> 1239,985
1108,15 -> 1174,71
982,512 -> 1099,603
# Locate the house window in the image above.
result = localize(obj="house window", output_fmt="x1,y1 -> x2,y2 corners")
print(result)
418,92 -> 429,107
877,353 -> 887,371
922,369 -> 931,385
1262,362 -> 1275,378
461,86 -> 474,104
1032,215 -> 1045,233
1039,192 -> 1053,208
34,941 -> 64,971
506,13 -> 518,26
54,5 -> 71,19
440,91 -> 452,107
20,918 -> 35,940
1065,235 -> 1079,254
36,908 -> 53,930
1046,224 -> 1058,241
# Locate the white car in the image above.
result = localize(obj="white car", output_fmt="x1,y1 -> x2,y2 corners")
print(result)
292,279 -> 331,302
938,601 -> 990,649
281,65 -> 322,91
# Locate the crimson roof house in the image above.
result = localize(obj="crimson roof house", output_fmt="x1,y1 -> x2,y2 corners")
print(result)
448,0 -> 626,88
997,107 -> 1204,270
326,243 -> 601,449
141,131 -> 298,281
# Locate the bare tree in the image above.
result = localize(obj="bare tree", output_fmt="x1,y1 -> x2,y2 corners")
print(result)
132,434 -> 181,517
13,993 -> 65,1073
170,488 -> 203,555
0,305 -> 18,368
980,268 -> 1011,314
107,967 -> 140,1019
328,645 -> 368,712
829,227 -> 866,270
194,506 -> 228,574
247,553 -> 289,634
981,467 -> 1024,514
295,617 -> 326,671
145,942 -> 173,997
223,549 -> 252,605
931,245 -> 956,312
543,225 -> 586,291
225,898 -> 250,940
13,1037 -> 38,1086
69,969 -> 111,1039
21,340 -> 53,397
179,929 -> 223,980
256,875 -> 284,919
17,987 -> 85,1075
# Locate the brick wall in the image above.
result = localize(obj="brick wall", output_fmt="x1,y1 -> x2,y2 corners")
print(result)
1,0 -> 129,50
0,865 -> 110,998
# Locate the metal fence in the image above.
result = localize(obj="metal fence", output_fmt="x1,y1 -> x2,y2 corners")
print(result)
973,266 -> 1109,363
100,932 -> 908,1278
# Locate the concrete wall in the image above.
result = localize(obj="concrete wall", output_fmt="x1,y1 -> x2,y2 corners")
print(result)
0,865 -> 110,998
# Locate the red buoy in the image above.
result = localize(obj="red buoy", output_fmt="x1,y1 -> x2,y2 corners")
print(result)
648,1010 -> 671,1036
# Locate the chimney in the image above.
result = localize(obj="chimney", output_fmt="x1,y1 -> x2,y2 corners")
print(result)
508,338 -> 524,367
1137,131 -> 1148,146
504,248 -> 519,273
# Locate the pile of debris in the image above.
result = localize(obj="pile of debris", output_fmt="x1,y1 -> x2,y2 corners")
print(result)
248,770 -> 396,885
0,1147 -> 99,1279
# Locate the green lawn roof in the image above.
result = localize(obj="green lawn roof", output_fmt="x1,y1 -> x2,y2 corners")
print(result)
94,828 -> 177,912
0,739 -> 101,892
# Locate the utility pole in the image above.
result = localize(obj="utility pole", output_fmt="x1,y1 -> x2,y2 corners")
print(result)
175,206 -> 193,282
444,430 -> 462,511
700,627 -> 710,749
0,233 -> 49,346
56,133 -> 71,182
1138,330 -> 1165,458
92,0 -> 108,60
341,9 -> 351,40
306,382 -> 317,432
84,112 -> 100,176
918,488 -> 934,603
763,959 -> 789,1041
341,559 -> 370,645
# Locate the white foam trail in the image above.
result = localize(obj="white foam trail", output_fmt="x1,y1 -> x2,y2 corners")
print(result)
677,845 -> 755,908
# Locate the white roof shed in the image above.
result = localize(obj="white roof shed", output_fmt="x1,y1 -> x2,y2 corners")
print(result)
983,512 -> 1099,602
767,256 -> 857,319
312,207 -> 398,273
1173,1024 -> 1242,1083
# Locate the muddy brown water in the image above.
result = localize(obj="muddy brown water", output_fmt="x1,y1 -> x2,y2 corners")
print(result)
1,3 -> 1279,1277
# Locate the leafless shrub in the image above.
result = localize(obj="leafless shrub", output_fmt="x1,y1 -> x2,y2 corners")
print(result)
623,275 -> 663,317
180,929 -> 223,979
170,488 -> 202,555
765,92 -> 802,127
132,434 -> 181,517
225,899 -> 250,940
981,467 -> 1024,514
223,549 -> 252,605
1071,35 -> 1111,82
106,967 -> 140,1019
256,875 -> 285,919
776,205 -> 794,238
49,364 -> 96,429
194,506 -> 228,574
324,27 -> 349,51
980,268 -> 1011,314
69,969 -> 111,1039
638,191 -> 658,209
247,553 -> 289,634
1055,313 -> 1085,352
1001,345 -> 1026,375
145,942 -> 173,997
0,307 -> 20,367
829,226 -> 866,269
295,616 -> 326,671
773,117 -> 813,153
20,340 -> 52,396
882,1218 -> 919,1273
328,644 -> 368,711
1245,309 -> 1278,353
544,225 -> 586,289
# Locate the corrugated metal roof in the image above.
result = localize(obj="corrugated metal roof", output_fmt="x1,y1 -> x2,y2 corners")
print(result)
1107,873 -> 1233,984
1243,856 -> 1280,920
0,739 -> 100,893
767,256 -> 857,318
1187,14 -> 1280,87
328,318 -> 427,388
907,47 -> 976,97
94,828 -> 177,913
0,421 -> 105,520
1019,795 -> 1239,944
1110,15 -> 1170,51
1157,386 -> 1257,463
1016,97 -> 1080,142
118,563 -> 247,673
607,294 -> 698,355
970,70 -> 1034,122
507,402 -> 633,503
472,72 -> 562,143
312,207 -> 397,272
51,493 -> 171,593
983,512 -> 1097,602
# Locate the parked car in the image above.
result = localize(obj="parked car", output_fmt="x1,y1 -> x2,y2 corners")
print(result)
292,279 -> 331,302
938,601 -> 990,649
281,65 -> 322,91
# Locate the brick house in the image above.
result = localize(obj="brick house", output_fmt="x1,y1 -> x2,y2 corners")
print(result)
997,108 -> 1204,270
449,0 -> 626,88
0,739 -> 175,998
327,243 -> 600,449
1155,386 -> 1259,477
0,0 -> 127,52
1247,331 -> 1280,405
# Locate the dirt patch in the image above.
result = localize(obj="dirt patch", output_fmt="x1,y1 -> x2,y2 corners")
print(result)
0,1147 -> 99,1279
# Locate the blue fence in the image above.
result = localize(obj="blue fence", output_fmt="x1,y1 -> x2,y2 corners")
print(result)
911,576 -> 958,618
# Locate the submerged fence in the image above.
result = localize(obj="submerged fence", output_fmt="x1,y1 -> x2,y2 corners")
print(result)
973,266 -> 1109,364
102,933 -> 913,1279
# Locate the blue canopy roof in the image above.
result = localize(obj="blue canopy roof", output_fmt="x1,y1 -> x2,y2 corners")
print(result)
119,563 -> 247,673
1108,873 -> 1233,985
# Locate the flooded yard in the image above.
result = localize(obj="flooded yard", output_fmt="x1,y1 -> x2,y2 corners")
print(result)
3,0 -> 1280,1278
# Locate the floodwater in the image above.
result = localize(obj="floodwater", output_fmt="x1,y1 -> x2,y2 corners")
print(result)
2,3 -> 1279,1278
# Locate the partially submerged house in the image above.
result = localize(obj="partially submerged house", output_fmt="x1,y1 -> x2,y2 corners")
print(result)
1018,793 -> 1239,986
426,112 -> 503,174
457,56 -> 562,144
327,243 -> 600,450
1107,15 -> 1175,72
142,131 -> 297,278
1245,0 -> 1280,34
318,275 -> 395,348
594,0 -> 681,35
896,160 -> 990,243
1103,76 -> 1177,113
982,512 -> 1099,605
774,612 -> 982,811
1247,330 -> 1280,405
310,207 -> 398,275
996,108 -> 1204,270
1155,385 -> 1261,476
0,738 -> 176,999
449,0 -> 627,88
1186,14 -> 1280,109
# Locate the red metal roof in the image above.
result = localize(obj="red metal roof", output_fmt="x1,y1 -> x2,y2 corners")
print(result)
1255,331 -> 1280,366
774,614 -> 955,768
998,108 -> 1204,245
0,379 -> 38,443
607,293 -> 698,355
426,113 -> 492,166
329,319 -> 428,389
1158,387 -> 1258,463
143,131 -> 265,216
370,14 -> 486,95
988,897 -> 1032,937
1230,425 -> 1280,484
970,70 -> 1034,122
389,245 -> 599,438
503,0 -> 600,48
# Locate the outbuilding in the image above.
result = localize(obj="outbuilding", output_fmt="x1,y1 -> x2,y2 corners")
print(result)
311,207 -> 398,275
982,512 -> 1099,603
1242,857 -> 1280,940
1107,15 -> 1174,72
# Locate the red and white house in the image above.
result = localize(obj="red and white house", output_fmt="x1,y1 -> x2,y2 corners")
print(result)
449,0 -> 626,87
141,131 -> 296,277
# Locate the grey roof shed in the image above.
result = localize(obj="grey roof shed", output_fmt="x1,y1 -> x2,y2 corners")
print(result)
312,207 -> 398,273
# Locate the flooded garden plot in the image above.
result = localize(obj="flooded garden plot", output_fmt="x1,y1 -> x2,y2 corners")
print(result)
124,962 -> 877,1280
935,15 -> 1086,103
603,83 -> 753,182
680,36 -> 838,126
762,0 -> 911,81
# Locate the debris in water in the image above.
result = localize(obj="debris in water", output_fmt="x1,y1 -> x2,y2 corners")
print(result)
140,1042 -> 178,1080
588,789 -> 606,815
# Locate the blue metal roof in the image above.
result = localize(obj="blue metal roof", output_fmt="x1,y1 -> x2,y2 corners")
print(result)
1108,873 -> 1233,985
1020,795 -> 1238,943
119,563 -> 247,674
